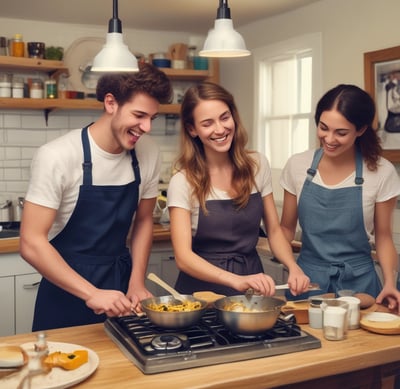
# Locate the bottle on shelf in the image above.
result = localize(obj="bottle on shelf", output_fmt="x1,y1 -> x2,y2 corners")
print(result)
11,34 -> 25,57
0,73 -> 12,97
187,46 -> 197,70
12,76 -> 24,98
0,37 -> 8,56
45,79 -> 57,99
30,78 -> 44,99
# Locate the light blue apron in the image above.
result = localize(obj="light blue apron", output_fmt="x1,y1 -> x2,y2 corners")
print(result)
288,147 -> 381,300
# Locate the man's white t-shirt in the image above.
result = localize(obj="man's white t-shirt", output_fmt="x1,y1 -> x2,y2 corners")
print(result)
25,128 -> 161,240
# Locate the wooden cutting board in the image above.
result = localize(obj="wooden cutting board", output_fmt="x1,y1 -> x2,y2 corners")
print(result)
360,312 -> 400,334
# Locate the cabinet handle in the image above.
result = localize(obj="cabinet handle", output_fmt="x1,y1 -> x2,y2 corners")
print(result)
23,281 -> 40,289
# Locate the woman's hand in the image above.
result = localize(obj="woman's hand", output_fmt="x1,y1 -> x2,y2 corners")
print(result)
376,286 -> 400,314
236,273 -> 276,296
286,269 -> 310,296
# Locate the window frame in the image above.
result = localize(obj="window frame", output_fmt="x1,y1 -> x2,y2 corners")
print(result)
252,33 -> 322,161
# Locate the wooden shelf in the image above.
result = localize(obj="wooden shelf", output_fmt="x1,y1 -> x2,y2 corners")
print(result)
0,55 -> 67,74
0,98 -> 181,114
0,56 -> 219,114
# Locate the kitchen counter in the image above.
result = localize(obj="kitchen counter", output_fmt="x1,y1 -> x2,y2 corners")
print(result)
0,322 -> 399,388
0,223 -> 172,254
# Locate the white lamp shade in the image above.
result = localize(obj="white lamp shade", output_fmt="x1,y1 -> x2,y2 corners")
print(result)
199,19 -> 250,58
91,32 -> 138,72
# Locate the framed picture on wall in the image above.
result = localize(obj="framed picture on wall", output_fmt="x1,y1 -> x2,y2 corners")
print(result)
364,45 -> 400,162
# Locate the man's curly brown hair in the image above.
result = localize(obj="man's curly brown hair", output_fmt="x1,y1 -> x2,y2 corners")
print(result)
96,63 -> 172,105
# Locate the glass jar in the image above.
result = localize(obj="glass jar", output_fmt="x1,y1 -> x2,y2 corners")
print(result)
12,77 -> 24,98
30,79 -> 44,99
0,73 -> 12,97
11,34 -> 25,57
187,45 -> 197,69
308,298 -> 323,329
0,37 -> 8,56
45,79 -> 57,99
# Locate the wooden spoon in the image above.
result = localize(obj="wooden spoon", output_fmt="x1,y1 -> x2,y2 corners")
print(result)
147,273 -> 186,303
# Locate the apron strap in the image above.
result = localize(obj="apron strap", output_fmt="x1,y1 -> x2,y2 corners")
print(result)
354,146 -> 364,185
81,125 -> 141,187
306,148 -> 323,181
130,149 -> 141,186
306,147 -> 364,185
81,125 -> 93,186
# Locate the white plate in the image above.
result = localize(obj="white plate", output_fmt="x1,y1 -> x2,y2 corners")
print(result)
2,341 -> 99,389
63,37 -> 105,94
360,312 -> 400,334
362,312 -> 399,322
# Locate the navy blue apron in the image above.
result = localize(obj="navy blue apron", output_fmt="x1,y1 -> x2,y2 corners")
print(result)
288,147 -> 381,300
32,125 -> 141,330
175,192 -> 265,296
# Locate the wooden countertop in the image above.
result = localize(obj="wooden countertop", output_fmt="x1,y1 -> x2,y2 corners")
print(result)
0,321 -> 399,388
0,224 -> 171,254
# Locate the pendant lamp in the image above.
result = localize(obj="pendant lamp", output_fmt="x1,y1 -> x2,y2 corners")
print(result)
91,0 -> 138,72
199,0 -> 251,58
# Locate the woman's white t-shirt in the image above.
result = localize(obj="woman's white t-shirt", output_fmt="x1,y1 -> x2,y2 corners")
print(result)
167,151 -> 273,235
280,149 -> 400,242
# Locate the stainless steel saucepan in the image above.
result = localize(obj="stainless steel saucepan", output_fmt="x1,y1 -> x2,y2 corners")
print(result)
213,295 -> 285,335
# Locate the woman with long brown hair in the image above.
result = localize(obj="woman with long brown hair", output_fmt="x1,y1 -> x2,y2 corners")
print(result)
167,82 -> 309,296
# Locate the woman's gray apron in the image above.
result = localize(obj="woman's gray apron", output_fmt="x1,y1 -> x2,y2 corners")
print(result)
289,147 -> 381,300
175,192 -> 264,296
32,125 -> 141,330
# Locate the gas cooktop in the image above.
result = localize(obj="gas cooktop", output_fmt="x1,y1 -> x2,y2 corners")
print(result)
104,309 -> 321,374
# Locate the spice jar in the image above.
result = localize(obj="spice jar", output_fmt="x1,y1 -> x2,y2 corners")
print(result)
308,298 -> 323,329
0,37 -> 8,56
45,79 -> 57,99
12,77 -> 24,98
11,34 -> 25,57
0,73 -> 12,98
30,78 -> 44,99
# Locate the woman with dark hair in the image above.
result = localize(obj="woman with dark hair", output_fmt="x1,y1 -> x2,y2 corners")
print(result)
167,82 -> 309,296
280,84 -> 400,312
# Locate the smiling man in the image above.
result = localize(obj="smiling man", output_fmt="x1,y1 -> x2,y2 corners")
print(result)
20,64 -> 172,331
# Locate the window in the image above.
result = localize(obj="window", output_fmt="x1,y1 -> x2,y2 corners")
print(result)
253,33 -> 322,170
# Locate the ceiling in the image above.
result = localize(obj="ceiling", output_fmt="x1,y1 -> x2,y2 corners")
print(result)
0,0 -> 320,34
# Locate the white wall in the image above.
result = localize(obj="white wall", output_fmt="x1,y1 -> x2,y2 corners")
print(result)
219,0 -> 400,237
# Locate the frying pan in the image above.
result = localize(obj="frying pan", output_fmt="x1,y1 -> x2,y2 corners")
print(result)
141,295 -> 208,329
214,295 -> 285,335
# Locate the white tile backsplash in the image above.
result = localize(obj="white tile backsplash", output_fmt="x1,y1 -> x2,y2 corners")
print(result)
0,109 -> 179,205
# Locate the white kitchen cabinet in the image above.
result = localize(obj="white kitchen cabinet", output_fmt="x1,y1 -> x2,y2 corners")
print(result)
0,252 -> 40,336
15,272 -> 41,334
0,276 -> 15,336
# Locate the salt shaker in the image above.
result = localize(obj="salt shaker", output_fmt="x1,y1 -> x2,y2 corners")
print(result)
308,298 -> 323,329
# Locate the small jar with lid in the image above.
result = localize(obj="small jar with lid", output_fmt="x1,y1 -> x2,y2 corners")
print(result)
12,77 -> 24,98
0,37 -> 8,56
30,79 -> 44,99
11,34 -> 25,57
45,79 -> 57,99
308,298 -> 323,329
0,73 -> 12,98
